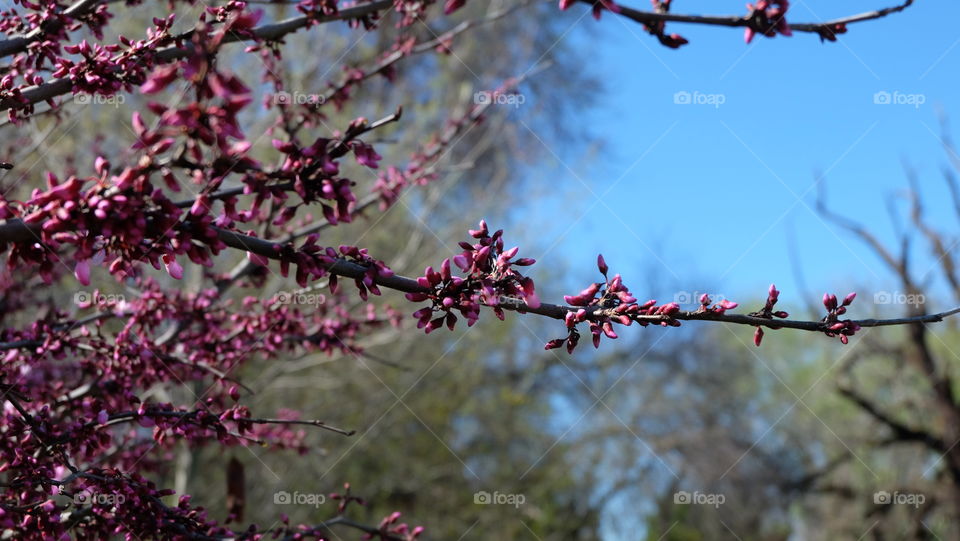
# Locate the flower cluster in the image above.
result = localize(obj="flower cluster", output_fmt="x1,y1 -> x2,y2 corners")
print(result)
749,284 -> 790,346
697,293 -> 739,315
407,220 -> 538,333
558,0 -> 620,20
822,292 -> 859,344
744,0 -> 791,44
371,511 -> 426,540
547,255 -> 689,353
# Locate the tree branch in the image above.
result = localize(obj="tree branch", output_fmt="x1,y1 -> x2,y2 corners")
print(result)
0,0 -> 395,112
3,216 -> 959,338
596,0 -> 913,35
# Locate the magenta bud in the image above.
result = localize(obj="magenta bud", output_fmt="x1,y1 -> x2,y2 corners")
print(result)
453,254 -> 470,271
753,327 -> 764,347
609,274 -> 623,291
699,293 -> 710,305
773,311 -> 788,318
602,321 -> 618,339
597,254 -> 608,275
545,339 -> 565,350
843,292 -> 856,306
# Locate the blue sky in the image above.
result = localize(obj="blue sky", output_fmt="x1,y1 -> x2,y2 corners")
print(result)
521,0 -> 960,315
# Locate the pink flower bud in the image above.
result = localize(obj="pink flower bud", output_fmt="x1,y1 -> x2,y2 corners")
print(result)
843,292 -> 856,306
719,300 -> 738,310
597,254 -> 608,275
440,258 -> 451,281
453,254 -> 470,271
162,254 -> 183,280
545,339 -> 565,350
75,259 -> 91,286
602,321 -> 618,339
753,327 -> 764,347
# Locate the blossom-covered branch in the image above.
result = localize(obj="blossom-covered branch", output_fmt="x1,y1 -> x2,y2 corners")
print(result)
4,216 -> 957,353
565,0 -> 915,47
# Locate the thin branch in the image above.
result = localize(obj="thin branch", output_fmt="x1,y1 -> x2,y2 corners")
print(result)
595,0 -> 913,35
4,217 -> 958,340
0,0 -> 395,112
0,0 -> 105,58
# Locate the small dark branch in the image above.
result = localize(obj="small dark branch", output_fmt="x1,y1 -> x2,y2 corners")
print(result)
836,384 -> 945,453
816,180 -> 911,285
905,167 -> 960,300
236,417 -> 355,436
277,515 -> 406,541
